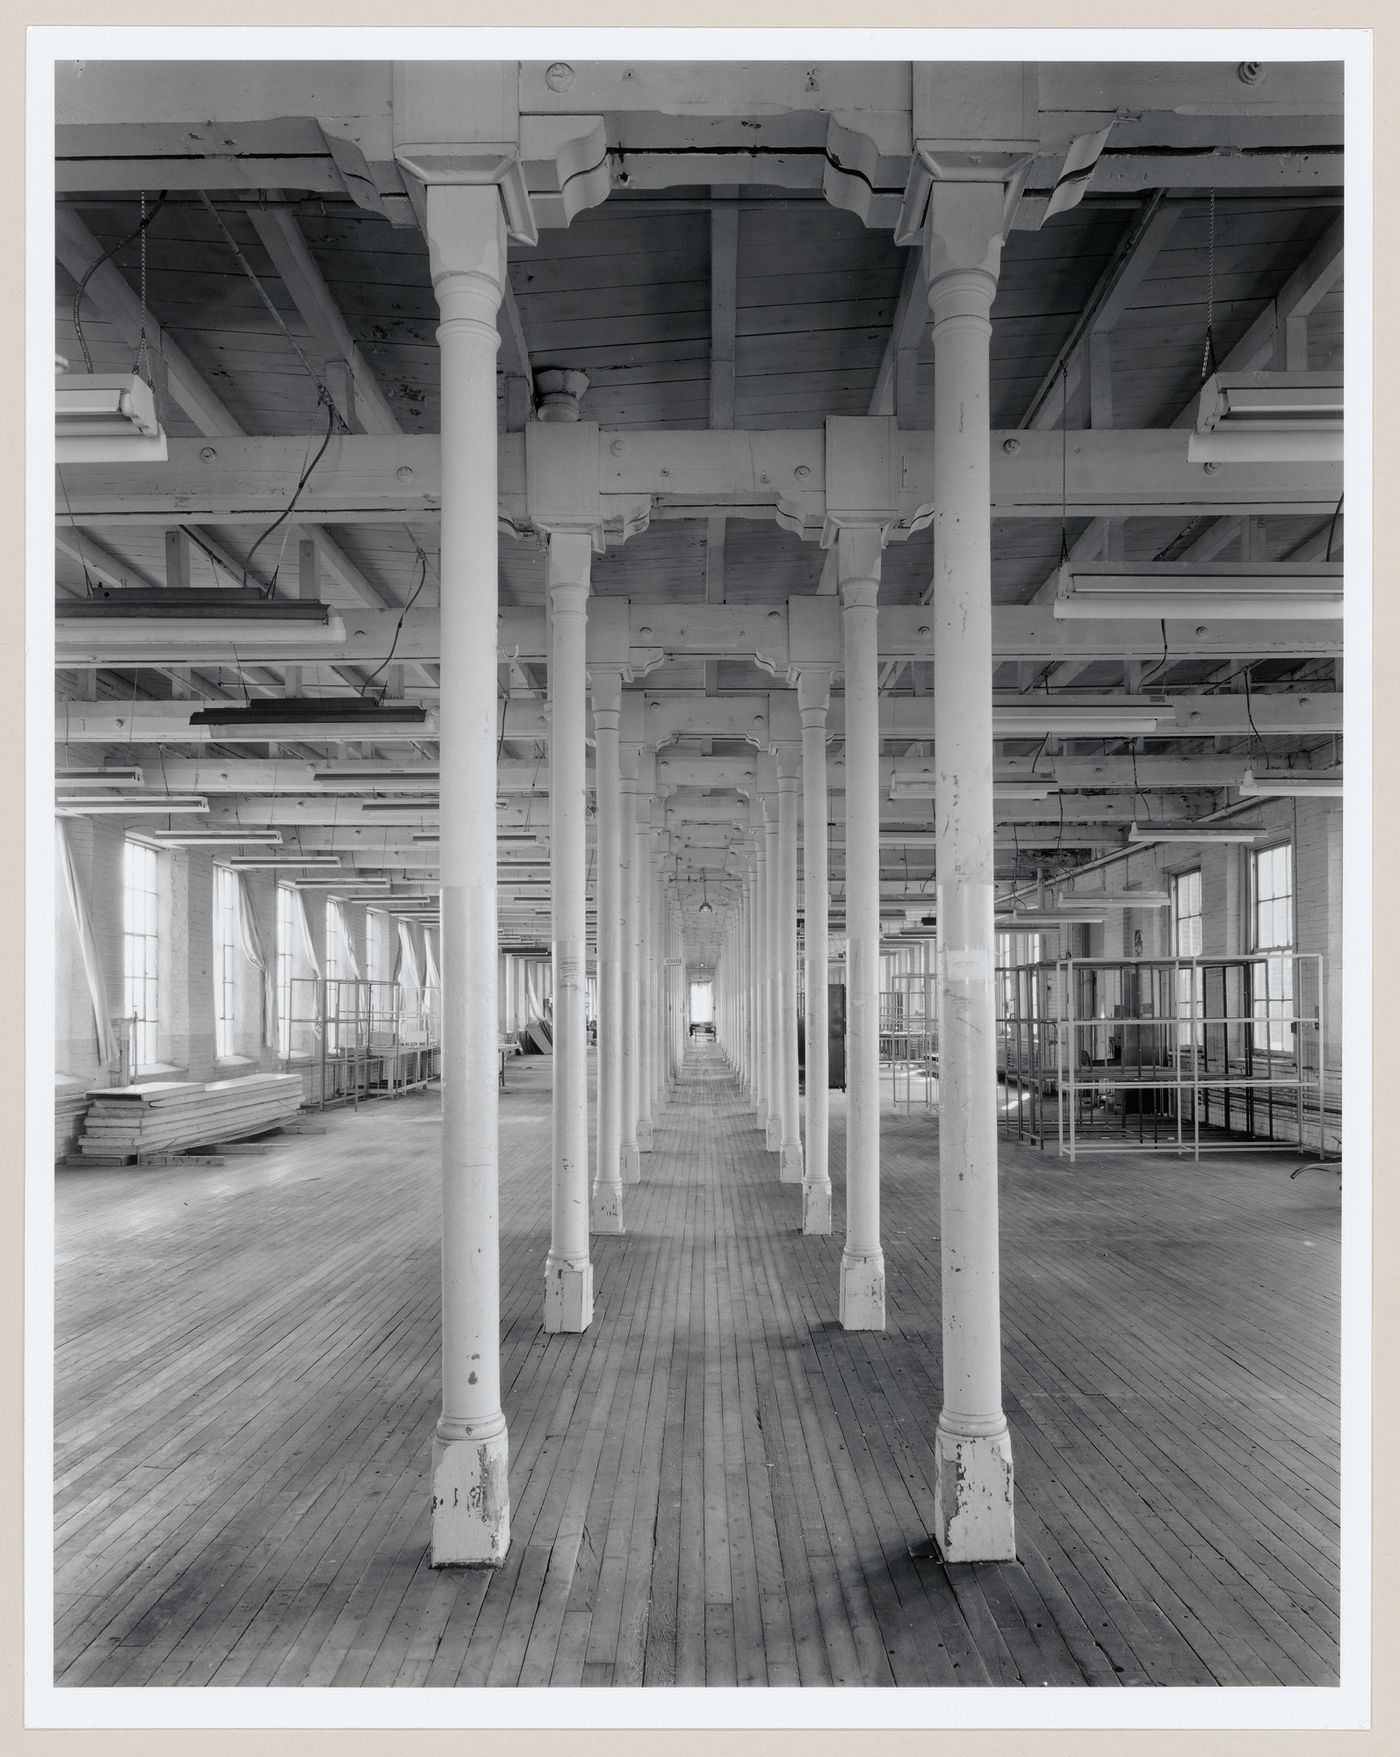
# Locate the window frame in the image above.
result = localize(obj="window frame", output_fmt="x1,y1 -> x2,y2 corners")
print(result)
1248,841 -> 1296,1056
122,836 -> 162,1074
212,863 -> 240,1060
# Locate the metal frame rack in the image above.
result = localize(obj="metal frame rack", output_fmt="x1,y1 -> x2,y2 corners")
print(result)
879,957 -> 939,1114
998,953 -> 1329,1161
285,975 -> 441,1110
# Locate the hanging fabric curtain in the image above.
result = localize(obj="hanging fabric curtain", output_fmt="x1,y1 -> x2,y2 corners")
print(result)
294,888 -> 321,979
423,929 -> 440,993
56,820 -> 119,1068
336,900 -> 362,981
235,873 -> 277,1049
397,920 -> 422,997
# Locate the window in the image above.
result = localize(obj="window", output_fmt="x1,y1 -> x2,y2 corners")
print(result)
325,898 -> 348,1053
122,838 -> 161,1072
213,865 -> 239,1059
276,883 -> 296,1059
1172,868 -> 1203,1049
1250,843 -> 1295,1054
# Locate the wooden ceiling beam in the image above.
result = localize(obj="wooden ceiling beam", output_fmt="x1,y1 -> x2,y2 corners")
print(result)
243,196 -> 401,436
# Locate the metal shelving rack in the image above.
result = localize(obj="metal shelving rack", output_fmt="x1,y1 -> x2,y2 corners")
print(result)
998,953 -> 1329,1161
286,976 -> 441,1110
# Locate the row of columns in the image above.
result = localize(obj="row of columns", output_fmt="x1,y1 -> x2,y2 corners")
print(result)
426,169 -> 1016,1568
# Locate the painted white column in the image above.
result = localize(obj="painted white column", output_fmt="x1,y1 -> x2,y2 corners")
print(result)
837,526 -> 886,1331
541,531 -> 594,1332
753,828 -> 770,1132
422,183 -> 509,1565
652,848 -> 668,1110
927,180 -> 1016,1560
776,751 -> 804,1182
589,670 -> 625,1233
763,798 -> 782,1154
635,791 -> 655,1154
619,759 -> 641,1183
798,667 -> 833,1234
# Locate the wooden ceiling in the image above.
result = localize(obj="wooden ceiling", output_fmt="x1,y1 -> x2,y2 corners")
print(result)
52,56 -> 1346,947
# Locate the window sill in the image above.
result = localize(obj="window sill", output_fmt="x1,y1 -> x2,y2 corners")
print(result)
214,1054 -> 258,1071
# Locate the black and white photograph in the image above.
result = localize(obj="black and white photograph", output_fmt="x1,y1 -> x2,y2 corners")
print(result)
27,21 -> 1371,1733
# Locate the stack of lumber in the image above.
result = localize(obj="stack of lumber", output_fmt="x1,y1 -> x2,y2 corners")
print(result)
76,1073 -> 303,1162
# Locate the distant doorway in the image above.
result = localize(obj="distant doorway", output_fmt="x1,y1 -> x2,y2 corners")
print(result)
689,979 -> 714,1038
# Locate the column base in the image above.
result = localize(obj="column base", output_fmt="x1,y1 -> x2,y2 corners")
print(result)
838,1248 -> 886,1331
621,1142 -> 641,1184
756,1097 -> 769,1129
764,1115 -> 782,1153
931,1421 -> 1016,1562
637,1117 -> 654,1152
590,1183 -> 625,1234
779,1140 -> 804,1183
430,1423 -> 510,1567
543,1254 -> 594,1333
802,1181 -> 832,1235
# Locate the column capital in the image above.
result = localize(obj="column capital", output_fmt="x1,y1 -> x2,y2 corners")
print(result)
922,180 -> 1011,320
793,665 -> 835,717
421,184 -> 508,336
833,524 -> 886,605
775,747 -> 803,786
589,665 -> 624,720
393,61 -> 610,245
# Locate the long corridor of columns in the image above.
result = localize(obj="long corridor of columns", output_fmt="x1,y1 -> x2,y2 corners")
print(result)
48,49 -> 1348,1696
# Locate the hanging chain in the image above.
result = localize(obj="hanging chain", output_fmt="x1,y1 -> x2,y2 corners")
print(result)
1058,359 -> 1070,565
133,191 -> 153,385
1200,188 -> 1217,382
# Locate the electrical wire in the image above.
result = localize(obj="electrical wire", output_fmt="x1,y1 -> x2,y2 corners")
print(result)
359,548 -> 430,701
70,193 -> 168,373
241,396 -> 338,597
1242,664 -> 1269,769
1325,492 -> 1344,561
1136,619 -> 1171,690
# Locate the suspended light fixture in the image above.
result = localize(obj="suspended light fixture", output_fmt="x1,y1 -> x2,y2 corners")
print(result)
1127,821 -> 1262,844
189,698 -> 435,741
227,854 -> 342,870
56,370 -> 168,463
1239,768 -> 1343,799
146,828 -> 284,847
55,794 -> 209,816
993,698 -> 1168,738
55,766 -> 145,787
890,771 -> 1059,801
698,873 -> 713,916
1188,369 -> 1343,464
1053,561 -> 1342,622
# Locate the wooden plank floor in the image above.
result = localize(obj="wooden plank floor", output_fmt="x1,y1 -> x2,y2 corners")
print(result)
52,1046 -> 1342,1688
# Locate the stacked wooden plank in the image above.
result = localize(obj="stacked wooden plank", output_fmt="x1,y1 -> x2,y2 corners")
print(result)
76,1073 -> 303,1162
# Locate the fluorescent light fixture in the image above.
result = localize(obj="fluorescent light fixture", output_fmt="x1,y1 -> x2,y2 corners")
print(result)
56,371 -> 168,463
55,766 -> 145,787
359,800 -> 440,813
996,912 -> 1107,928
890,772 -> 1058,801
147,828 -> 284,847
1127,821 -> 1261,844
993,699 -> 1166,738
1189,370 -> 1342,463
188,698 -> 435,741
310,768 -> 440,785
227,854 -> 343,870
294,875 -> 393,890
1053,562 -> 1342,622
55,794 -> 209,815
1053,891 -> 1171,908
496,833 -> 539,844
1239,768 -> 1343,799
